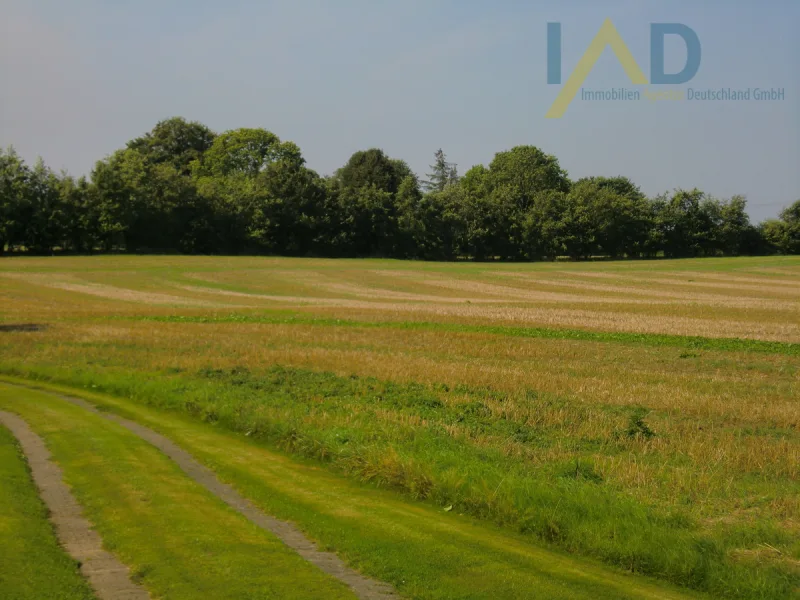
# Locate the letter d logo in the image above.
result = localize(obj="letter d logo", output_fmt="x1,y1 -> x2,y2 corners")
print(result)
650,24 -> 701,84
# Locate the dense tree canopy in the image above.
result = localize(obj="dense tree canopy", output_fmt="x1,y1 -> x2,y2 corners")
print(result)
0,118 -> 796,259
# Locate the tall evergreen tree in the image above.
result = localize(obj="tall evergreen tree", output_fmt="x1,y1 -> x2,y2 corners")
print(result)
424,149 -> 456,192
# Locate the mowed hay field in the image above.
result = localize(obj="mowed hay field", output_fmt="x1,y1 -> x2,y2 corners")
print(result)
1,255 -> 799,598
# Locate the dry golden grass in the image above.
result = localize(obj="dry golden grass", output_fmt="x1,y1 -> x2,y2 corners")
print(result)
0,272 -> 227,307
495,272 -> 800,311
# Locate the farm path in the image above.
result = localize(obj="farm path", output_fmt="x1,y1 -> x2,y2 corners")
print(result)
0,410 -> 150,600
4,386 -> 398,600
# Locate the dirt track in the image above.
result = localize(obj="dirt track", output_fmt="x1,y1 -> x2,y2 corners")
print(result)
5,386 -> 398,600
0,410 -> 150,600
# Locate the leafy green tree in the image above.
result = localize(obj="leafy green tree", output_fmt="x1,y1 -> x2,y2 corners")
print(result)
716,195 -> 756,256
451,165 -> 516,260
0,147 -> 30,254
760,220 -> 791,254
396,174 -> 425,257
486,146 -> 571,211
652,189 -> 714,258
127,117 -> 216,175
331,185 -> 396,256
337,149 -> 407,195
16,159 -> 66,254
575,176 -> 643,202
326,149 -> 415,256
92,146 -> 211,253
249,158 -> 326,255
193,129 -> 323,254
520,190 -> 569,260
91,151 -> 138,251
575,176 -> 652,257
776,200 -> 800,254
86,118 -> 218,253
782,199 -> 800,224
559,181 -> 614,259
414,185 -> 464,260
749,202 -> 799,256
59,175 -> 101,253
452,146 -> 572,260
193,129 -> 308,252
194,128 -> 297,178
2,119 -> 794,261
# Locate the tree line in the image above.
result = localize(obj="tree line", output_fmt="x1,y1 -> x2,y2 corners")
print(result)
2,117 -> 798,259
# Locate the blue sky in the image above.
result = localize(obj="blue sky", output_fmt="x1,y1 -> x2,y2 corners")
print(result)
1,0 -> 797,221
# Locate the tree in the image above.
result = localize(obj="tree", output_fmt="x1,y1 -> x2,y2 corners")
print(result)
327,149 -> 415,256
782,199 -> 800,225
17,159 -> 65,254
337,149 -> 407,195
2,117 -> 796,260
486,146 -> 571,211
451,165 -> 517,260
127,117 -> 216,175
448,164 -> 460,187
423,149 -> 457,193
194,128 -> 294,178
396,174 -> 425,257
775,200 -> 800,254
331,185 -> 397,257
92,146 -> 211,253
569,177 -> 650,258
521,190 -> 569,260
248,157 -> 326,255
91,151 -> 137,251
192,129 -> 308,252
0,147 -> 30,254
716,195 -> 755,256
60,175 -> 101,253
760,220 -> 791,254
652,189 -> 711,258
575,176 -> 643,202
192,129 -> 323,254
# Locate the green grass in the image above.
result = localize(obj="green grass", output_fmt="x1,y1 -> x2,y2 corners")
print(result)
0,385 -> 356,600
0,424 -> 96,600
0,379 -> 703,600
129,313 -> 800,356
2,370 -> 797,599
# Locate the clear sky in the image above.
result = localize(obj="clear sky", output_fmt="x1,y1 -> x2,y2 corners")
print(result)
1,0 -> 797,221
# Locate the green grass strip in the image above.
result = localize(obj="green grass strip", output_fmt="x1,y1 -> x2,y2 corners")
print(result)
0,424 -> 96,600
130,313 -> 800,357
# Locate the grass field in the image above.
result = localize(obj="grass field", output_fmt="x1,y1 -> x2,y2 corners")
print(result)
0,422 -> 97,600
0,255 -> 798,598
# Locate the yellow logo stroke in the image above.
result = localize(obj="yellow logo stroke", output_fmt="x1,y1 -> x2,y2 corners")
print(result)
547,19 -> 648,119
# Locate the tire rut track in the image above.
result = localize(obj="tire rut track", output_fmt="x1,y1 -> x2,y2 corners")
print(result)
0,410 -> 150,600
19,387 -> 399,600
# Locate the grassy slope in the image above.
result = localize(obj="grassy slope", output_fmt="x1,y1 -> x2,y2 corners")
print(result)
2,363 -> 796,599
0,425 -> 96,600
0,379 -> 703,600
0,384 -> 356,600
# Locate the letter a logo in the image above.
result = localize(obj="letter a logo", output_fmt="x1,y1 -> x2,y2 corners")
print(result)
546,19 -> 648,118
